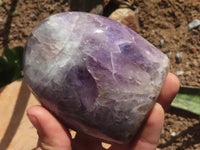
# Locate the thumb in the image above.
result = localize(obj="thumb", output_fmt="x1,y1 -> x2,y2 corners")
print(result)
27,105 -> 72,150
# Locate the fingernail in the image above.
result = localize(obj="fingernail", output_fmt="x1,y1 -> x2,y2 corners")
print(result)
154,102 -> 162,109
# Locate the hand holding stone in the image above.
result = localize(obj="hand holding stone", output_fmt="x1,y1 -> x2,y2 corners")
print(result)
27,73 -> 180,150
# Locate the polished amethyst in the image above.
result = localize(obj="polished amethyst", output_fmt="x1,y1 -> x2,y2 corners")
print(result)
24,12 -> 169,144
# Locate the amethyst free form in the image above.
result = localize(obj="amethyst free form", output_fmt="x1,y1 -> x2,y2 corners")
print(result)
24,12 -> 169,144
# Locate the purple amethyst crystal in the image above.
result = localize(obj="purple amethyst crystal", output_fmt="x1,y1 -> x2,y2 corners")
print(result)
24,12 -> 169,144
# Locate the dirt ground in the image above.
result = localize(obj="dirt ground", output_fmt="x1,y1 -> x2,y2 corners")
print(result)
134,0 -> 200,88
0,0 -> 200,149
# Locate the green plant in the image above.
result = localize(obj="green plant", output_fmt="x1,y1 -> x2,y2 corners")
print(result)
12,10 -> 19,16
172,87 -> 200,115
0,46 -> 24,87
0,0 -> 3,6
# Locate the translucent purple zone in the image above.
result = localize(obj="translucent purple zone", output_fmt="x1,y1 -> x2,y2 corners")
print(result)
24,12 -> 169,144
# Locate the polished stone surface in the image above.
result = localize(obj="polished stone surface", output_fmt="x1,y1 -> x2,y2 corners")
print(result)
24,12 -> 169,144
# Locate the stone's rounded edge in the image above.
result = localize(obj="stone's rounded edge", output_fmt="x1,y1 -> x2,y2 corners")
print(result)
24,11 -> 171,144
31,11 -> 140,37
57,111 -> 128,144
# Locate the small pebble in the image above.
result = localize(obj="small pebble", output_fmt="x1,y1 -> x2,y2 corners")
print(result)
9,35 -> 13,39
135,8 -> 139,13
65,2 -> 69,6
188,19 -> 200,30
186,62 -> 190,65
192,60 -> 199,67
185,71 -> 191,76
109,8 -> 140,32
171,132 -> 176,137
177,71 -> 184,76
168,51 -> 172,57
175,52 -> 182,63
160,39 -> 164,47
190,48 -> 197,53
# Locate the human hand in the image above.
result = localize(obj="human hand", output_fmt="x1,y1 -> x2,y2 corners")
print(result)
27,73 -> 180,150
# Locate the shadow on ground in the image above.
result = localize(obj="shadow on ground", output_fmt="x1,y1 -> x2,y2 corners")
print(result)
0,80 -> 30,150
158,107 -> 200,149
